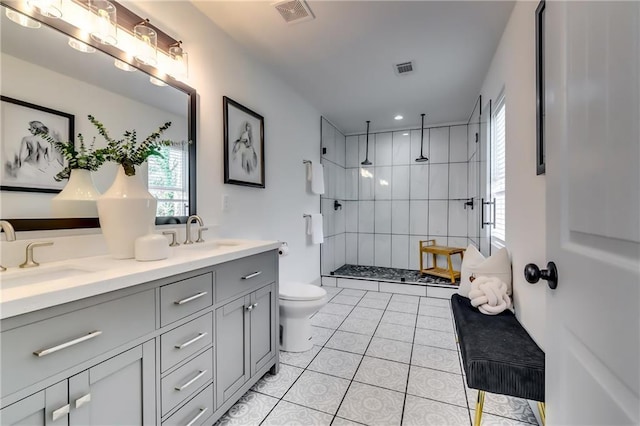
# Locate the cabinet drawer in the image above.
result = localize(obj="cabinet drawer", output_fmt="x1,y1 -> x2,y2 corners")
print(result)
1,290 -> 155,398
216,251 -> 276,303
162,383 -> 214,426
161,313 -> 213,372
162,348 -> 213,415
160,272 -> 214,327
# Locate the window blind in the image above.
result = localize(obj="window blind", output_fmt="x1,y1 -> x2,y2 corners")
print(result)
491,97 -> 506,247
148,146 -> 189,217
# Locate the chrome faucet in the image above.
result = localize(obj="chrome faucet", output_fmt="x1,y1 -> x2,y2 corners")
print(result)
20,241 -> 54,269
184,215 -> 204,245
0,221 -> 16,271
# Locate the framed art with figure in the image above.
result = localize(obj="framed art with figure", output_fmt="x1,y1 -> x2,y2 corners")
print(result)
1,96 -> 74,193
223,96 -> 265,188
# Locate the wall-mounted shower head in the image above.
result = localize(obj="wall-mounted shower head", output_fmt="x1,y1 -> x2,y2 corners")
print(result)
415,113 -> 428,163
361,120 -> 372,165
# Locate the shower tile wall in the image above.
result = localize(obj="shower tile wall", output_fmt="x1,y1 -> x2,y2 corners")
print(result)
328,123 -> 472,275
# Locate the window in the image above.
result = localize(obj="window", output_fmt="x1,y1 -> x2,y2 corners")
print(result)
491,96 -> 506,247
148,145 -> 189,217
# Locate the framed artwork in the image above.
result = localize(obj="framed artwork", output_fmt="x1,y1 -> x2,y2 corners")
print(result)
223,96 -> 265,188
1,96 -> 74,193
535,0 -> 546,175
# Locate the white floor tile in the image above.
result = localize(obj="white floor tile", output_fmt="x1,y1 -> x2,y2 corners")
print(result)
251,364 -> 304,398
279,345 -> 322,368
339,316 -> 380,336
414,328 -> 458,351
283,370 -> 350,415
374,322 -> 415,343
403,395 -> 471,426
337,382 -> 404,426
308,347 -> 363,380
411,344 -> 461,374
214,390 -> 278,426
325,331 -> 372,355
407,365 -> 467,408
262,400 -> 333,426
354,356 -> 409,392
365,337 -> 413,364
466,388 -> 539,424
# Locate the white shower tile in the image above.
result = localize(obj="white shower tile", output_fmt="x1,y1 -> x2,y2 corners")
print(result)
322,119 -> 336,163
410,128 -> 429,162
375,132 -> 392,166
447,237 -> 467,271
410,164 -> 429,200
374,201 -> 392,234
359,167 -> 375,200
391,200 -> 410,234
358,201 -> 374,233
374,234 -> 391,267
449,125 -> 468,163
467,161 -> 478,198
337,278 -> 378,291
374,167 -> 392,200
359,134 -> 375,165
449,163 -> 467,199
346,233 -> 358,265
323,161 -> 332,199
429,201 -> 448,236
392,131 -> 411,165
379,282 -> 426,296
391,235 -> 409,269
334,233 -> 346,270
468,122 -> 478,161
468,203 -> 479,241
346,136 -> 360,168
429,164 -> 449,199
429,127 -> 449,163
322,198 -> 335,236
322,237 -> 335,275
358,234 -> 374,266
409,200 -> 428,235
448,201 -> 467,237
427,286 -> 458,300
345,201 -> 358,233
336,131 -> 346,168
335,166 -> 346,200
322,276 -> 337,286
345,168 -> 359,200
409,235 -> 429,270
335,206 -> 346,235
391,166 -> 410,200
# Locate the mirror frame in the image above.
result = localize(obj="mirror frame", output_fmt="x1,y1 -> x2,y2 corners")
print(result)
1,0 -> 197,231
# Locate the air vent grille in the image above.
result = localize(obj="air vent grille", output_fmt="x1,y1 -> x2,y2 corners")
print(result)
273,0 -> 315,24
394,61 -> 414,75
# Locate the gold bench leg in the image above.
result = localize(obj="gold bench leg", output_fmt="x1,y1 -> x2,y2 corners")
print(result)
538,402 -> 546,426
474,390 -> 485,426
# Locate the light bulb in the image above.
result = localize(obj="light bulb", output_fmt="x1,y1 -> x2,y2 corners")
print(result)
5,9 -> 41,28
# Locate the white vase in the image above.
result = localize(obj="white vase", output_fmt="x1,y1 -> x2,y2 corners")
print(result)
51,169 -> 101,217
97,166 -> 157,259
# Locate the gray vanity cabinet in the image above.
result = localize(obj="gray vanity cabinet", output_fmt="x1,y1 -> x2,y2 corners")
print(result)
215,282 -> 277,409
0,380 -> 68,426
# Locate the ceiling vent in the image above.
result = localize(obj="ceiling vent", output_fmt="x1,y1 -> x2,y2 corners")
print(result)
273,0 -> 315,24
394,61 -> 415,76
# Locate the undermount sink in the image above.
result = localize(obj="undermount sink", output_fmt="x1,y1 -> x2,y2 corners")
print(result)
180,240 -> 243,251
0,265 -> 100,288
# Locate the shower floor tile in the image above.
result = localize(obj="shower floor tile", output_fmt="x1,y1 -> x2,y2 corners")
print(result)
332,264 -> 459,286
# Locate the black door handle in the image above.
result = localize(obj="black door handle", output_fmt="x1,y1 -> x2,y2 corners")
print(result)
524,262 -> 558,289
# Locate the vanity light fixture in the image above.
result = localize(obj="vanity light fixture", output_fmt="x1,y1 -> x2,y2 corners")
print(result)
26,0 -> 62,18
5,9 -> 41,28
114,58 -> 136,72
149,76 -> 167,87
394,115 -> 403,120
134,20 -> 157,66
68,37 -> 96,53
361,120 -> 372,166
169,41 -> 188,80
88,0 -> 117,45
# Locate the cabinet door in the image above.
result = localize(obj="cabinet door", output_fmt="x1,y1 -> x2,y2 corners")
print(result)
0,381 -> 68,426
250,283 -> 277,376
69,341 -> 155,426
215,295 -> 250,409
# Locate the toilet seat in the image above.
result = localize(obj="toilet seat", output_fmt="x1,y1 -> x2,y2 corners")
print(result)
279,282 -> 326,301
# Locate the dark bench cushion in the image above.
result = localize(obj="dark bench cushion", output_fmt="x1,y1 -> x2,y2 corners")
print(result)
451,294 -> 545,402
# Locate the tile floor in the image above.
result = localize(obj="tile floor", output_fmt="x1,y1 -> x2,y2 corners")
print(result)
215,287 -> 539,426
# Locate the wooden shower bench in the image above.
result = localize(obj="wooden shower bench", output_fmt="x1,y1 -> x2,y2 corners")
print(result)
419,239 -> 465,283
451,294 -> 546,426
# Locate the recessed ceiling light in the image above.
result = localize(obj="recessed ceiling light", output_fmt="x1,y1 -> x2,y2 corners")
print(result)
394,115 -> 403,120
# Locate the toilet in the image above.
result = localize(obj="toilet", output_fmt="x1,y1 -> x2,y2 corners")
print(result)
279,282 -> 327,352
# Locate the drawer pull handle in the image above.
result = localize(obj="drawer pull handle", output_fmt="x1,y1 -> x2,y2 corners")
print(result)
175,332 -> 208,350
75,393 -> 91,409
185,408 -> 208,426
175,370 -> 208,391
242,271 -> 262,280
174,291 -> 208,305
52,404 -> 70,421
34,331 -> 103,357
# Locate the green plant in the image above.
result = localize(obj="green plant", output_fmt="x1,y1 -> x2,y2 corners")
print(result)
89,115 -> 176,176
37,129 -> 107,182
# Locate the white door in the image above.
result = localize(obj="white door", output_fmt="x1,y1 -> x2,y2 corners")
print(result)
545,1 -> 639,424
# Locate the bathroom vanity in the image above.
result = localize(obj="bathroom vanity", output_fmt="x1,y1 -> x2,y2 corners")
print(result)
0,240 -> 280,426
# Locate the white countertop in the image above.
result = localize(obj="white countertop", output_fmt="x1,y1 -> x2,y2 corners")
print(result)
0,239 -> 280,320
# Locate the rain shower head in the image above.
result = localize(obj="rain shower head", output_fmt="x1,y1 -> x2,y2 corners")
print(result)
415,113 -> 428,163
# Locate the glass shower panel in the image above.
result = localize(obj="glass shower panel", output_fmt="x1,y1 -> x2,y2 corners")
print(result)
479,98 -> 493,257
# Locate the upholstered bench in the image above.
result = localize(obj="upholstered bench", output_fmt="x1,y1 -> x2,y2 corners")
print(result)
451,294 -> 545,426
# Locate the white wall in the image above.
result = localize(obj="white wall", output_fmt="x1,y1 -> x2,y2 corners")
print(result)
479,1 -> 546,348
2,1 -> 322,285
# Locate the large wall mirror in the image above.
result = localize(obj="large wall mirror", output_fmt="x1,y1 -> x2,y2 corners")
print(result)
0,1 -> 197,231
